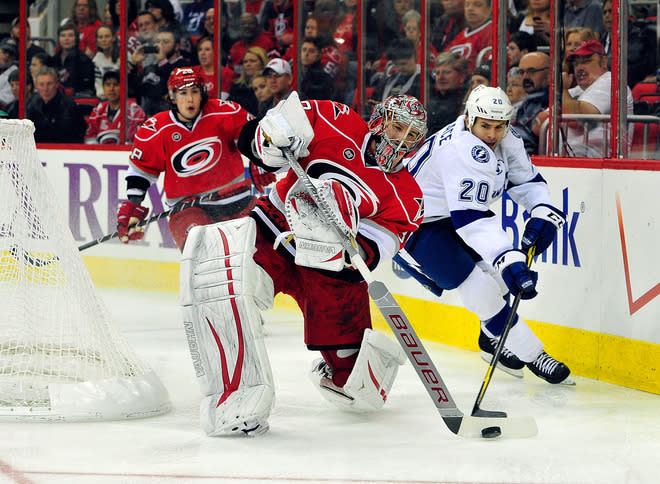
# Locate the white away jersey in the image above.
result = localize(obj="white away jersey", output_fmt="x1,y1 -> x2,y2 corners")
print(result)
405,115 -> 554,265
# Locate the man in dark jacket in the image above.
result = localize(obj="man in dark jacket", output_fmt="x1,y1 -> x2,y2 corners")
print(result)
299,36 -> 335,101
512,52 -> 550,155
26,67 -> 85,143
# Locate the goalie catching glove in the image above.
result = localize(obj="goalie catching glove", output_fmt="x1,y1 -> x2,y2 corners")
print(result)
255,92 -> 314,168
283,178 -> 359,272
521,204 -> 565,255
117,201 -> 149,243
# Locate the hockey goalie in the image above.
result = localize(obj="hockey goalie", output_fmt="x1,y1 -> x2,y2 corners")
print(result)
180,92 -> 428,436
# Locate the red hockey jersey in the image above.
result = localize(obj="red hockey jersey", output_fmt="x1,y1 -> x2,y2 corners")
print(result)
254,99 -> 424,272
84,99 -> 146,144
129,99 -> 253,204
444,20 -> 493,73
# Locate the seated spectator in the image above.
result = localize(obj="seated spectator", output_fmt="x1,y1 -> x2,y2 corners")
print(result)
52,23 -> 95,96
26,67 -> 86,143
563,0 -> 604,40
333,0 -> 357,56
146,0 -> 194,61
85,70 -> 146,144
261,0 -> 294,57
402,9 -> 439,71
516,0 -> 551,46
506,66 -> 526,118
249,72 -> 273,118
183,0 -> 213,36
512,51 -> 550,154
431,0 -> 466,52
299,36 -> 335,101
382,0 -> 415,47
561,40 -> 633,157
507,31 -> 536,69
263,57 -> 293,108
0,39 -> 18,110
127,10 -> 159,57
426,51 -> 468,133
445,0 -> 493,73
29,52 -> 51,88
9,18 -> 46,63
6,69 -> 32,119
228,46 -> 268,116
625,13 -> 657,89
563,26 -> 598,88
92,25 -> 120,98
66,0 -> 104,58
193,36 -> 235,100
108,0 -> 139,35
368,39 -> 420,109
129,27 -> 190,116
228,13 -> 277,75
198,7 -> 233,62
467,61 -> 491,92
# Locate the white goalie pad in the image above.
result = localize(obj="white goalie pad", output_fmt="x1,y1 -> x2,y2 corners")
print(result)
180,217 -> 276,436
284,178 -> 359,272
311,329 -> 406,412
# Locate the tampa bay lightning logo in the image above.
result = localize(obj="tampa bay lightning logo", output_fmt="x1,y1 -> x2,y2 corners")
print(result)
171,137 -> 222,177
471,146 -> 489,163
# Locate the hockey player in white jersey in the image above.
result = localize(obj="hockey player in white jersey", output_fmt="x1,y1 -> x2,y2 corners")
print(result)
394,85 -> 571,384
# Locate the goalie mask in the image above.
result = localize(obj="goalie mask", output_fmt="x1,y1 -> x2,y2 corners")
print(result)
464,85 -> 514,131
368,95 -> 428,173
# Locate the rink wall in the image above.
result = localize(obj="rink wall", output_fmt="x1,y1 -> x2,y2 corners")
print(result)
37,147 -> 660,395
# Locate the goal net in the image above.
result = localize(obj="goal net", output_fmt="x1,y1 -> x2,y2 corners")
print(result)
0,119 -> 171,420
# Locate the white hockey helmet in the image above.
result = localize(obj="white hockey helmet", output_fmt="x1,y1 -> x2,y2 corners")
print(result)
368,95 -> 428,172
464,85 -> 514,130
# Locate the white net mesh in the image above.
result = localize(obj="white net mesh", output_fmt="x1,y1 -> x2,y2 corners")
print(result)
0,119 -> 170,420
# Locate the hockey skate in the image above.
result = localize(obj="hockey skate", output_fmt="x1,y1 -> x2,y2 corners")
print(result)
478,330 -> 524,378
527,351 -> 575,385
309,358 -> 355,407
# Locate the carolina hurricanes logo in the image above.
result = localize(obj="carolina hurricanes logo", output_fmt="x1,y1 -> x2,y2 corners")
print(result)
98,129 -> 120,144
448,43 -> 472,59
171,136 -> 222,177
306,160 -> 379,217
331,101 -> 350,119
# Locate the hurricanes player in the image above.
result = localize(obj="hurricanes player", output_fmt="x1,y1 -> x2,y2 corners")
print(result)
179,92 -> 428,436
116,67 -> 275,250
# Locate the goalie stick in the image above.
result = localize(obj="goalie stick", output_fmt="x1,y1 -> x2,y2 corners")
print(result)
281,146 -> 537,439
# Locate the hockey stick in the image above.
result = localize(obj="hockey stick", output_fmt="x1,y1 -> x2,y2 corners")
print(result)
78,179 -> 253,251
282,147 -> 537,439
470,247 -> 535,427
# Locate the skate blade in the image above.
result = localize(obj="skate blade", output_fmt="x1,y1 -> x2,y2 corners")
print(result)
446,414 -> 538,439
480,352 -> 524,378
557,375 -> 576,386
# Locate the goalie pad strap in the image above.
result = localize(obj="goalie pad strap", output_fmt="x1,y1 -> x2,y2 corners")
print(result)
180,217 -> 275,436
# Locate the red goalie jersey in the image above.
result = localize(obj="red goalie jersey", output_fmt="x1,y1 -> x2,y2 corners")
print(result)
128,98 -> 253,204
252,99 -> 424,278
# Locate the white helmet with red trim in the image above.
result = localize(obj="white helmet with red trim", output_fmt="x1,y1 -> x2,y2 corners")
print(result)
368,95 -> 428,173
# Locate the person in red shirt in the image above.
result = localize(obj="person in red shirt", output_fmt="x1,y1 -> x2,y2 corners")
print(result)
179,93 -> 428,436
444,0 -> 493,73
117,67 -> 274,251
84,70 -> 146,144
69,0 -> 104,58
192,36 -> 235,100
228,13 -> 277,75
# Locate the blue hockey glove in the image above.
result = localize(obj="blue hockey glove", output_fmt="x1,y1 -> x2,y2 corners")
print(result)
494,249 -> 538,300
521,204 -> 565,255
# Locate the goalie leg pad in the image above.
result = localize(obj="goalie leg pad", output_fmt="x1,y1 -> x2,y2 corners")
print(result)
310,329 -> 406,412
180,217 -> 275,436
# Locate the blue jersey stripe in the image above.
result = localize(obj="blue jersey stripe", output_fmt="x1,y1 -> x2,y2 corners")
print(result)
450,209 -> 495,230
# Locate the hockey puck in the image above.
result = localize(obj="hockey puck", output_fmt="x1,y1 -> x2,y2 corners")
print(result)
481,426 -> 502,439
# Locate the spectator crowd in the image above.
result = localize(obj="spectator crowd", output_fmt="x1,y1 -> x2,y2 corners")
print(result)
0,0 -> 657,157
